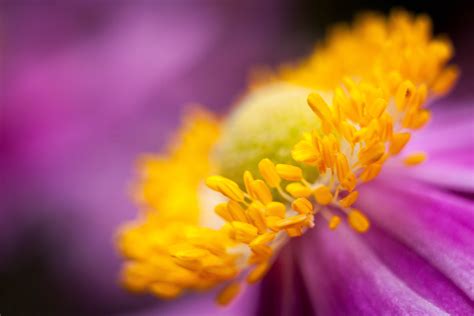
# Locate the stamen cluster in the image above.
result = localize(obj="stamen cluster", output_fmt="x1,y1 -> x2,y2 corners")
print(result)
117,10 -> 458,305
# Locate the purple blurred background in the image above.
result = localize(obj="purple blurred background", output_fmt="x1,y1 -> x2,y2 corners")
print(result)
1,1 -> 473,315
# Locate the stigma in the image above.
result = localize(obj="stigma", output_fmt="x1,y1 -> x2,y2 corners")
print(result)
117,10 -> 458,305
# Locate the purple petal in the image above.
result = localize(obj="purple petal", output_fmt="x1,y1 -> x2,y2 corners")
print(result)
408,116 -> 473,156
426,102 -> 474,131
362,226 -> 474,314
358,179 -> 474,300
396,103 -> 474,192
297,224 -> 449,315
394,159 -> 474,193
257,244 -> 314,316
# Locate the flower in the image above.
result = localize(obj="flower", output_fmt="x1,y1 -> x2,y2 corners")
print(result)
117,9 -> 473,314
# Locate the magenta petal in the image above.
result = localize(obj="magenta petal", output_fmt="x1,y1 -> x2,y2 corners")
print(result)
363,226 -> 474,314
257,244 -> 314,315
410,123 -> 474,156
297,224 -> 447,315
399,103 -> 474,192
359,180 -> 474,301
426,103 -> 474,131
396,158 -> 474,193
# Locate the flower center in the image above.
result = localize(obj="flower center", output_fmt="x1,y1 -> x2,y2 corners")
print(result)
117,10 -> 459,306
213,83 -> 320,186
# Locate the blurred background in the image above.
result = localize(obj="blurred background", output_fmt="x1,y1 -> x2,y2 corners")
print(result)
1,0 -> 473,315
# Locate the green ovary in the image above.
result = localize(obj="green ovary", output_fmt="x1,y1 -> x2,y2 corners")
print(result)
213,82 -> 321,186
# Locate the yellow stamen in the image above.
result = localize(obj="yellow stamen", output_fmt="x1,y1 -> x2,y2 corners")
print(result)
359,142 -> 386,166
227,200 -> 249,223
285,227 -> 303,237
150,282 -> 182,299
341,173 -> 357,192
329,216 -> 342,230
291,198 -> 313,214
215,203 -> 233,222
367,98 -> 387,118
216,282 -> 241,306
250,179 -> 273,204
307,93 -> 335,130
265,202 -> 286,218
247,202 -> 268,233
431,65 -> 459,95
348,210 -> 370,233
276,214 -> 308,229
286,182 -> 312,198
339,191 -> 359,208
411,110 -> 431,130
275,164 -> 303,182
247,262 -> 270,284
291,138 -> 318,163
206,176 -> 245,202
335,153 -> 350,183
359,163 -> 382,182
258,158 -> 281,188
249,232 -> 276,248
395,80 -> 416,111
265,216 -> 283,231
243,170 -> 256,199
118,10 -> 458,304
250,244 -> 273,258
314,185 -> 334,205
390,133 -> 411,155
230,221 -> 258,243
403,152 -> 427,166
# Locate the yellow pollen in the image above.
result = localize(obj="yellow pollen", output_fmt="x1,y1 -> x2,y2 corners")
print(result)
206,176 -> 245,202
265,202 -> 286,218
247,262 -> 270,284
215,203 -> 233,222
403,152 -> 427,166
339,191 -> 359,208
307,93 -> 336,130
329,216 -> 342,230
286,182 -> 312,198
150,283 -> 182,299
230,221 -> 259,243
276,214 -> 309,229
291,198 -> 314,214
249,232 -> 276,248
117,9 -> 458,305
247,202 -> 268,233
250,179 -> 273,204
216,282 -> 241,306
258,158 -> 281,188
431,65 -> 460,95
314,186 -> 334,205
275,164 -> 304,182
359,163 -> 382,182
285,227 -> 303,237
348,210 -> 371,233
390,133 -> 411,155
227,200 -> 249,223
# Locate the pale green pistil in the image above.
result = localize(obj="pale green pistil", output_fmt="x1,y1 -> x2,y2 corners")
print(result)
213,83 -> 321,185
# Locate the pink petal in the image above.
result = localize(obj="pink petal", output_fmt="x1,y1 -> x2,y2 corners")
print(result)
257,244 -> 314,315
297,224 -> 449,315
397,103 -> 474,192
359,179 -> 474,300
